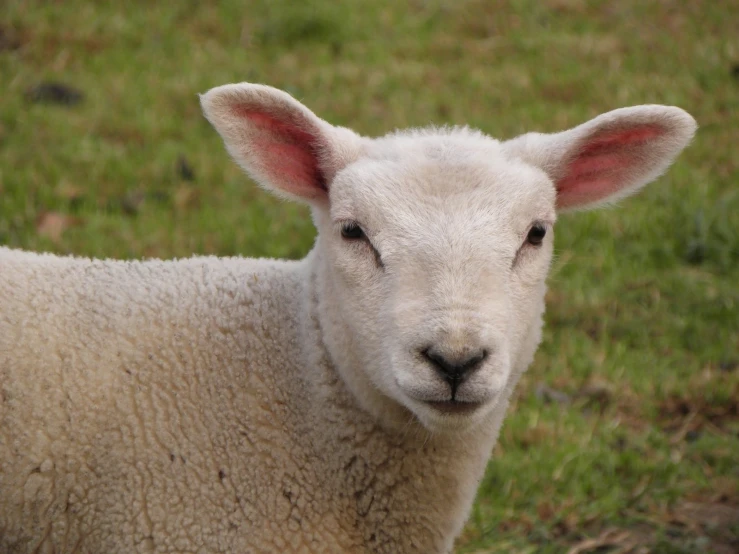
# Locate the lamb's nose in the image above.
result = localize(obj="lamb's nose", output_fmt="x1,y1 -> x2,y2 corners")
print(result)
421,347 -> 488,388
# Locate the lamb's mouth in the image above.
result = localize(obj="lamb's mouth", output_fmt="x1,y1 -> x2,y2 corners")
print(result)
425,400 -> 483,415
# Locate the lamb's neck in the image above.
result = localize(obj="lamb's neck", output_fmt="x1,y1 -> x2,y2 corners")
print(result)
294,247 -> 501,551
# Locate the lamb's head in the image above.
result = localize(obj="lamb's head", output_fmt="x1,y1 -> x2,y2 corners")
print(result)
201,84 -> 696,433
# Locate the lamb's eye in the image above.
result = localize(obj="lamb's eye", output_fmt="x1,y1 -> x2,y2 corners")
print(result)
341,222 -> 365,240
526,224 -> 547,246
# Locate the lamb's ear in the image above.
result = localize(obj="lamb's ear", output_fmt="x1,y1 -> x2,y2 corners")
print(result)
200,83 -> 361,204
503,106 -> 697,211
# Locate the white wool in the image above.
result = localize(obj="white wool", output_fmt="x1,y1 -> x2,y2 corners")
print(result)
0,83 -> 696,553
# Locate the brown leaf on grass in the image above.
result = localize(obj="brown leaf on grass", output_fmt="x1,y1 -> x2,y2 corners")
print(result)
36,212 -> 82,243
56,182 -> 84,201
536,500 -> 555,521
497,513 -> 534,534
174,186 -> 200,211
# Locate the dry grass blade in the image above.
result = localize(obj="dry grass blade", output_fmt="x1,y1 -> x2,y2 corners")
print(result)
567,528 -> 633,554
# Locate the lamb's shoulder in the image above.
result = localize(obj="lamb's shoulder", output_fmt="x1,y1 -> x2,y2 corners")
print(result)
0,249 -> 313,553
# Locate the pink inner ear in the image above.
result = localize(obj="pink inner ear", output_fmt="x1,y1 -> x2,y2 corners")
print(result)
556,125 -> 664,209
233,108 -> 327,199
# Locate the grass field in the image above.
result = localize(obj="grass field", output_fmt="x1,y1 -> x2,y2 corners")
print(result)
1,1 -> 737,552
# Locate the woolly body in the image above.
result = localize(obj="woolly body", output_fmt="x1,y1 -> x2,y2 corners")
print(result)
0,249 -> 498,553
0,83 -> 696,553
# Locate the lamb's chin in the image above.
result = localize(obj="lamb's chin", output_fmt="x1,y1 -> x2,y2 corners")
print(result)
407,398 -> 496,434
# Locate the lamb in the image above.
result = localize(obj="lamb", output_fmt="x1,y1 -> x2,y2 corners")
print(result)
0,82 -> 696,554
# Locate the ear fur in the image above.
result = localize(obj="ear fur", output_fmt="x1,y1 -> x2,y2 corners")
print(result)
503,106 -> 697,211
200,83 -> 362,205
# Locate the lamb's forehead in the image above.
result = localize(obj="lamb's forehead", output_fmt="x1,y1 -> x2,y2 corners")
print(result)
330,127 -> 557,228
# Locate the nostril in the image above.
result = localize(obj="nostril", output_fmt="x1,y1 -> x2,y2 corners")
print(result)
421,347 -> 489,385
467,349 -> 488,368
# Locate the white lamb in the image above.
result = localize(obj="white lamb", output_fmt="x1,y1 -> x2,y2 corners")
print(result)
0,83 -> 696,553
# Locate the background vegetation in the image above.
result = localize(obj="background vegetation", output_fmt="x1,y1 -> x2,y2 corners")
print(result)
1,1 -> 737,552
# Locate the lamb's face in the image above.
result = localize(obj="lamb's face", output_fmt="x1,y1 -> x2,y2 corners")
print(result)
317,133 -> 556,431
201,82 -> 696,433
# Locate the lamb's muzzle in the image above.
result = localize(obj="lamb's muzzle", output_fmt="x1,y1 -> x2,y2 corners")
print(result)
421,346 -> 488,396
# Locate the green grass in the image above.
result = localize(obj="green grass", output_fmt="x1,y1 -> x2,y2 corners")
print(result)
2,1 -> 737,552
